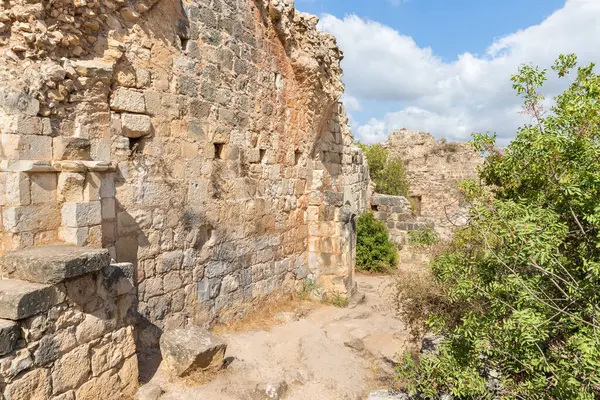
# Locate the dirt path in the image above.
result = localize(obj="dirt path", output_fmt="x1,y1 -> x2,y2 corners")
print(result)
141,274 -> 416,400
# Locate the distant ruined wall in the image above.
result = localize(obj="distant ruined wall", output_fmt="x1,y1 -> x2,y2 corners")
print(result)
384,129 -> 482,238
0,0 -> 368,391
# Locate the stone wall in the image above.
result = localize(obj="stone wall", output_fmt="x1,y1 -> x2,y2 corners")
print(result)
0,0 -> 368,389
370,193 -> 433,247
0,246 -> 137,399
384,129 -> 482,238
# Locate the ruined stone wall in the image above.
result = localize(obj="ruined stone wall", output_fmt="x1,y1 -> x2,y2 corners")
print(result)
384,129 -> 482,238
370,193 -> 433,248
0,247 -> 137,399
0,0 -> 367,373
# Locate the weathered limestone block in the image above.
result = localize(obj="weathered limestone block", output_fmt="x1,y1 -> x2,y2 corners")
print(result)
53,137 -> 91,160
29,173 -> 57,204
1,134 -> 53,160
51,345 -> 91,394
110,88 -> 146,113
75,368 -> 121,400
0,86 -> 40,116
4,368 -> 52,400
160,326 -> 227,377
121,113 -> 153,138
57,172 -> 85,202
372,193 -> 411,208
1,114 -> 42,135
0,245 -> 110,284
0,318 -> 19,356
0,279 -> 62,320
1,172 -> 31,207
2,203 -> 61,233
62,202 -> 102,228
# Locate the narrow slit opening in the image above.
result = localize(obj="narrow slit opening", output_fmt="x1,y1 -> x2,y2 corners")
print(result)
214,143 -> 224,159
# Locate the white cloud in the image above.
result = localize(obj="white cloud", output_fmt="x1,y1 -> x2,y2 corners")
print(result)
319,0 -> 600,144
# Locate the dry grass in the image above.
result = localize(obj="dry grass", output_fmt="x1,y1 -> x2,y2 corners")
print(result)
394,267 -> 447,343
213,294 -> 318,335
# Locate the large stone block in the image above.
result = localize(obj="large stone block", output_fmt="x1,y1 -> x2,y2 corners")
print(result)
0,279 -> 62,320
110,88 -> 146,113
372,193 -> 411,208
0,318 -> 19,356
4,368 -> 52,400
62,201 -> 102,227
1,134 -> 53,160
121,113 -> 153,138
30,173 -> 57,204
160,325 -> 227,377
1,172 -> 31,206
2,203 -> 61,233
53,137 -> 91,160
52,345 -> 91,394
0,245 -> 110,284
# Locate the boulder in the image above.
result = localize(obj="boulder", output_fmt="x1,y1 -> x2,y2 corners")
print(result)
159,325 -> 226,377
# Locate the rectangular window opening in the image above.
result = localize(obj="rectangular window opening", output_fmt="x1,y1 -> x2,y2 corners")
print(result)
259,149 -> 266,163
294,150 -> 302,165
214,143 -> 224,159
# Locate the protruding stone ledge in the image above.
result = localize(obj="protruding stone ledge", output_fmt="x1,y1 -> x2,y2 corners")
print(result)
0,279 -> 62,320
0,245 -> 110,284
0,160 -> 117,173
371,193 -> 411,208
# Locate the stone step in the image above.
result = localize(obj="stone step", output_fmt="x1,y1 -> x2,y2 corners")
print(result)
0,278 -> 62,320
0,245 -> 110,284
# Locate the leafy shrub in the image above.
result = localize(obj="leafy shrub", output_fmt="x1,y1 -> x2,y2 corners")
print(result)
356,213 -> 398,272
408,227 -> 440,247
359,143 -> 410,196
398,54 -> 600,399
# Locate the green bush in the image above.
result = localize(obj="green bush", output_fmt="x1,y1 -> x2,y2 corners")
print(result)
398,54 -> 600,399
408,227 -> 440,247
359,143 -> 410,197
356,213 -> 398,272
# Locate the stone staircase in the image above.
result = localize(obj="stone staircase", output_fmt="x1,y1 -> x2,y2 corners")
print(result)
0,245 -> 109,357
0,245 -> 138,399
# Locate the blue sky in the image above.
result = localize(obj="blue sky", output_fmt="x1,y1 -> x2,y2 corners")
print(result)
294,0 -> 600,144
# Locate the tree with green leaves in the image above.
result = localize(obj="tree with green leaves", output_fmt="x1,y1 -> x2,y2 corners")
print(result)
359,143 -> 410,197
398,54 -> 600,399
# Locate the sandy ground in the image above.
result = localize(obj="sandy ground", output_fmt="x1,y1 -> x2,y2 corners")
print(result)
140,274 -> 416,400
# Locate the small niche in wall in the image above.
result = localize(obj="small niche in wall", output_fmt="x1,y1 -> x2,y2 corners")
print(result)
129,137 -> 143,155
371,204 -> 379,212
294,150 -> 302,165
180,36 -> 189,52
410,195 -> 422,216
214,143 -> 224,159
259,149 -> 266,163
